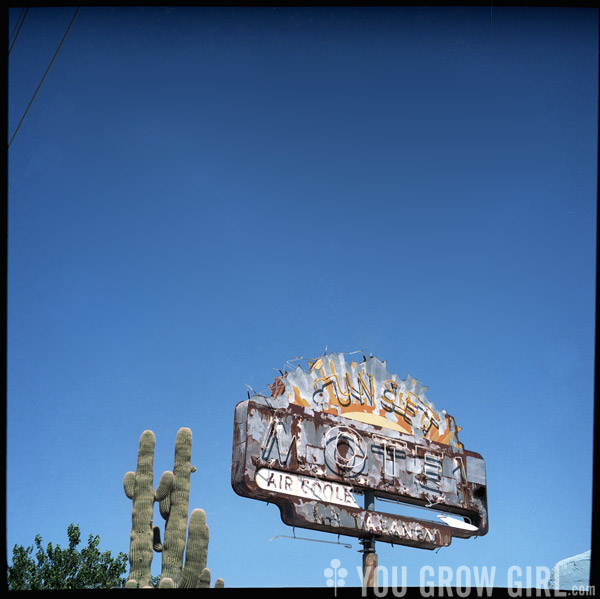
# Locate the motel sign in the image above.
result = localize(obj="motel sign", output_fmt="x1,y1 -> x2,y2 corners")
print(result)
231,353 -> 488,550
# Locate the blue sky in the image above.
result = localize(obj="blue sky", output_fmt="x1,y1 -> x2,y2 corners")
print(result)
6,5 -> 597,589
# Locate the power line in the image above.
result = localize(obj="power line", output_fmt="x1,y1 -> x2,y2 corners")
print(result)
8,7 -> 29,55
8,7 -> 80,149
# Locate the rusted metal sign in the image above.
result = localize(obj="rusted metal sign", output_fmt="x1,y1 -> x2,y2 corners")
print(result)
231,353 -> 488,550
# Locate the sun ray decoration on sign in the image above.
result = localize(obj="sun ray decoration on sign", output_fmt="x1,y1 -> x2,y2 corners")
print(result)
268,353 -> 463,449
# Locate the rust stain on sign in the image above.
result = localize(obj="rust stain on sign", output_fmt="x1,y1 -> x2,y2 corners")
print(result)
231,353 -> 488,550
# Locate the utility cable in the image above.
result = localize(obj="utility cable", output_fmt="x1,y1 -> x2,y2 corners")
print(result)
8,7 -> 28,55
8,7 -> 80,149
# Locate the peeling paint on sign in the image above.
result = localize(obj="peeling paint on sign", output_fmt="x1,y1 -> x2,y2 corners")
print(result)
232,353 -> 489,550
270,353 -> 462,448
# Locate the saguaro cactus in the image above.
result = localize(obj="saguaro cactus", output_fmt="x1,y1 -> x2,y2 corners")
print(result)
157,427 -> 194,585
123,431 -> 173,588
123,428 -> 224,588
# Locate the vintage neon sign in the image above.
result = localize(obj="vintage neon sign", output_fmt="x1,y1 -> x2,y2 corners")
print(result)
231,353 -> 488,550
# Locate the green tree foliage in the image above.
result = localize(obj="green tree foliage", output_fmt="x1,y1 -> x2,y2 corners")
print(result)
7,523 -> 128,590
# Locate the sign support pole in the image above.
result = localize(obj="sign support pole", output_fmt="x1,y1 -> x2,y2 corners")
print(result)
361,490 -> 378,589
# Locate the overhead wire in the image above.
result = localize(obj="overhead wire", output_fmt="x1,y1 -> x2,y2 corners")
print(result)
8,7 -> 29,55
8,7 -> 80,149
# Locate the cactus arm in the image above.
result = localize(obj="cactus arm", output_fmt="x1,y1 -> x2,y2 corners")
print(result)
155,471 -> 174,502
159,494 -> 171,521
152,526 -> 163,552
123,471 -> 135,499
199,567 -> 211,588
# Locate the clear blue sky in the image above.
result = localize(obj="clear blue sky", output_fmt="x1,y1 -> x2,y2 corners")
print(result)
7,5 -> 597,589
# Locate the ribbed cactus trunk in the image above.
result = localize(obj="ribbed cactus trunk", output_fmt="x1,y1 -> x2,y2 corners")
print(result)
124,431 -> 155,588
180,508 -> 209,588
159,427 -> 193,586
